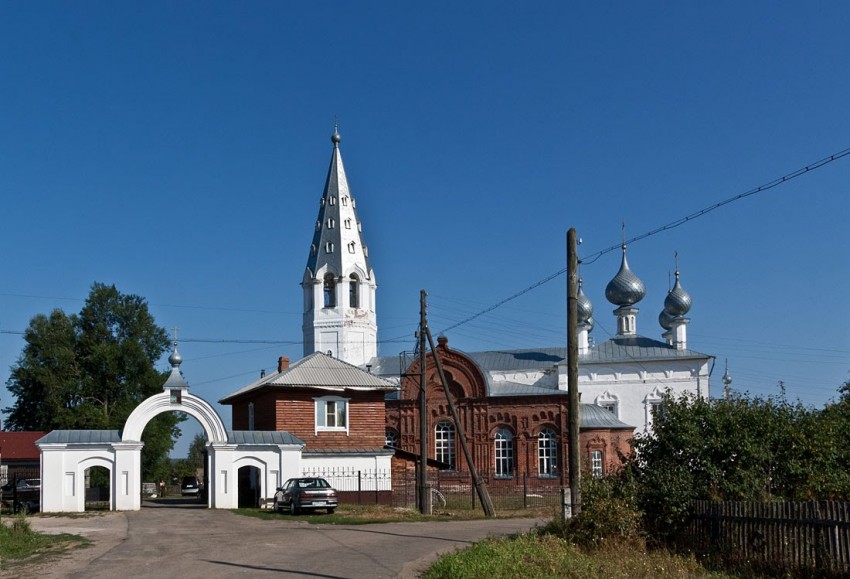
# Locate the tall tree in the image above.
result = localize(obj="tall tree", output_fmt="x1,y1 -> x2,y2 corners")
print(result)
3,282 -> 183,479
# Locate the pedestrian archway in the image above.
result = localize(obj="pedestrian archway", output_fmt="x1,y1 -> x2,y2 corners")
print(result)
37,346 -> 305,512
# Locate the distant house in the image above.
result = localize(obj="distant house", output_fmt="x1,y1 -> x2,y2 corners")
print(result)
220,352 -> 397,501
0,431 -> 46,484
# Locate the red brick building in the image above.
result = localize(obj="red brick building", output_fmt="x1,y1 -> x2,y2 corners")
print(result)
221,352 -> 396,482
379,337 -> 633,486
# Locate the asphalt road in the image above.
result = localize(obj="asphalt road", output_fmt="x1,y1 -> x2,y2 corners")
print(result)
29,503 -> 543,578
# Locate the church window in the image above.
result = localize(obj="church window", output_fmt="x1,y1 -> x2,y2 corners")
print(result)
435,421 -> 456,470
327,218 -> 335,229
329,196 -> 336,206
310,244 -> 316,256
325,242 -> 334,253
344,219 -> 351,229
363,245 -> 368,257
591,450 -> 603,478
358,222 -> 362,232
342,196 -> 348,206
323,274 -> 336,308
385,429 -> 398,448
315,220 -> 321,231
538,428 -> 557,477
596,393 -> 619,418
349,274 -> 359,308
348,241 -> 356,254
494,428 -> 514,478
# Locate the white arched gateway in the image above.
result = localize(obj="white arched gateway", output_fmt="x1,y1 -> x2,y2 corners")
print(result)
37,346 -> 304,512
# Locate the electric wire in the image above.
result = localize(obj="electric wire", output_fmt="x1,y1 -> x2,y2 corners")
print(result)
438,146 -> 850,335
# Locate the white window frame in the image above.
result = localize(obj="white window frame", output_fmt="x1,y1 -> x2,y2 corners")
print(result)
494,428 -> 514,478
595,392 -> 619,418
435,421 -> 456,470
591,450 -> 603,478
538,428 -> 558,478
315,396 -> 350,434
385,429 -> 398,448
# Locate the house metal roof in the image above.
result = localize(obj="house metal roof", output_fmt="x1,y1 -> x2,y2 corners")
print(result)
220,351 -> 397,404
36,430 -> 122,445
580,403 -> 634,429
368,336 -> 710,400
370,337 -> 709,378
0,431 -> 48,459
227,430 -> 304,446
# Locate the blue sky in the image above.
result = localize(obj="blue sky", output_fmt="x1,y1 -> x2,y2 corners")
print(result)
1,2 -> 849,456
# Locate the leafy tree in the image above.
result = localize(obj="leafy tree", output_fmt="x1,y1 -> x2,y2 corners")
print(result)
186,432 -> 207,472
630,387 -> 850,538
3,282 -> 182,480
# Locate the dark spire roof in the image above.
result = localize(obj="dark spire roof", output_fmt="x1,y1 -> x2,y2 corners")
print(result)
305,130 -> 373,278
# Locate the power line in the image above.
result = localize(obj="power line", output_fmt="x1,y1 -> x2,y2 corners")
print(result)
439,146 -> 850,335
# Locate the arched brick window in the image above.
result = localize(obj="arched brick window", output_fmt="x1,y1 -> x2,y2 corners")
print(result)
494,428 -> 513,478
435,421 -> 455,470
538,428 -> 557,477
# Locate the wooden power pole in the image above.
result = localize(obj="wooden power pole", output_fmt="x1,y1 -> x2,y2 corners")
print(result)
567,228 -> 581,516
418,290 -> 430,514
423,324 -> 496,517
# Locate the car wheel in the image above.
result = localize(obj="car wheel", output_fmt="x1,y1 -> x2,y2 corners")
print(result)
273,498 -> 280,513
289,501 -> 299,516
327,507 -> 335,514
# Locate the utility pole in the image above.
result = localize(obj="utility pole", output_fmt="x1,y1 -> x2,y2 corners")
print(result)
567,228 -> 581,516
423,324 -> 496,517
417,290 -> 430,514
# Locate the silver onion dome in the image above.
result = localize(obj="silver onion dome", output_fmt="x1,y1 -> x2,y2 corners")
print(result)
577,279 -> 593,325
658,308 -> 675,331
168,345 -> 183,367
663,271 -> 692,317
605,245 -> 646,307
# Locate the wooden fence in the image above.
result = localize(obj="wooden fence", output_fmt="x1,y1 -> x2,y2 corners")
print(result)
687,500 -> 850,575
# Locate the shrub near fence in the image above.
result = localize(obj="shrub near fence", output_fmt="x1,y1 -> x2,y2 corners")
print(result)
687,500 -> 850,576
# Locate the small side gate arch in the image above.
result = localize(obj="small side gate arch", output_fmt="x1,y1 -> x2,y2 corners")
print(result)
37,347 -> 304,512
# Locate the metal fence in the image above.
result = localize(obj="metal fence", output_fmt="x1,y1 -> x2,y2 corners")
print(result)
393,471 -> 563,511
301,467 -> 393,505
0,468 -> 41,514
298,468 -> 562,510
686,500 -> 850,575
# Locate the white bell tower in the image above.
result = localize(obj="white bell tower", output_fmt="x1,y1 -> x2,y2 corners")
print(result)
302,129 -> 378,366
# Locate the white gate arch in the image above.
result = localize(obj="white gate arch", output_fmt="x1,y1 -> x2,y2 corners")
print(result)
37,346 -> 305,512
123,390 -> 228,444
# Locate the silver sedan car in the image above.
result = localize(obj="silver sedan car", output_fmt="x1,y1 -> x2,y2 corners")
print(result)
273,477 -> 338,515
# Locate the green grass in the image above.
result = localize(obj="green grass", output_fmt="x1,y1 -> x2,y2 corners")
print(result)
0,514 -> 90,567
423,533 -> 733,579
232,503 -> 551,525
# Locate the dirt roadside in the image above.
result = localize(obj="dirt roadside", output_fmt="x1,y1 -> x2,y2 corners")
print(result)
0,512 -> 127,578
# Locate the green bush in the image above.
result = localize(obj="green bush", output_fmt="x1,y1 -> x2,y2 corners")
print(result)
541,475 -> 644,549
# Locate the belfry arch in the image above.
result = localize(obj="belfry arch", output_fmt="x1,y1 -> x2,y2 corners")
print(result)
37,345 -> 304,513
